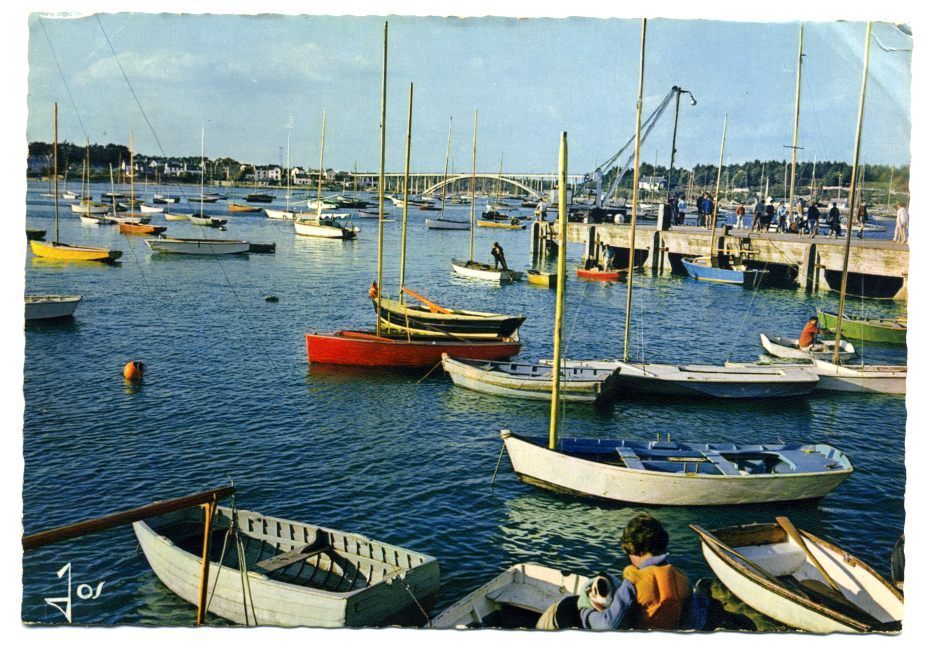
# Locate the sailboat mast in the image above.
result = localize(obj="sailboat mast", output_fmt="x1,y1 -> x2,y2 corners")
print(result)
549,131 -> 569,450
469,110 -> 477,262
622,18 -> 647,363
439,117 -> 452,219
376,22 -> 388,337
316,110 -> 327,215
53,102 -> 59,242
834,22 -> 872,365
130,129 -> 135,223
810,155 -> 817,199
399,83 -> 413,298
285,131 -> 291,212
200,127 -> 205,217
788,24 -> 803,219
707,115 -> 728,258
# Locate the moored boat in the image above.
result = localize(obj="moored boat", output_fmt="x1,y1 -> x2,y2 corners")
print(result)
691,521 -> 902,633
70,200 -> 109,215
682,256 -> 768,287
817,309 -> 906,345
724,359 -> 906,395
229,203 -> 263,213
477,218 -> 525,230
25,294 -> 81,320
79,214 -> 114,225
294,215 -> 358,239
189,214 -> 228,227
451,258 -> 522,283
425,217 -> 470,230
107,213 -> 153,225
119,221 -> 167,235
760,333 -> 856,361
153,194 -> 180,204
187,195 -> 220,204
30,240 -> 122,262
576,266 -> 625,281
145,237 -> 249,255
139,203 -> 165,213
372,288 -> 525,339
527,269 -> 557,288
429,563 -> 586,629
500,430 -> 853,506
244,192 -> 275,203
442,355 -> 614,403
306,330 -> 520,367
164,211 -> 190,221
264,208 -> 298,220
134,504 -> 440,627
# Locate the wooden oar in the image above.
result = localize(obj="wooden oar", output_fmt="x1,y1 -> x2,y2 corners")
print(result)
776,516 -> 841,592
402,286 -> 453,314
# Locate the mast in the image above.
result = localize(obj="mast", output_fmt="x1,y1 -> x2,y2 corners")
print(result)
707,115 -> 728,258
788,24 -> 804,220
399,82 -> 413,299
622,18 -> 647,363
469,110 -> 478,262
53,102 -> 59,242
887,167 -> 894,208
439,117 -> 452,220
285,131 -> 291,212
375,22 -> 388,336
315,109 -> 327,216
129,129 -> 135,223
199,127 -> 205,217
549,131 -> 569,450
833,22 -> 872,365
810,155 -> 817,200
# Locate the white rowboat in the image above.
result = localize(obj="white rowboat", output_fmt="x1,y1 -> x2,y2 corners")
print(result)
145,237 -> 249,255
451,258 -> 522,283
134,505 -> 440,627
430,563 -> 586,629
264,208 -> 299,220
692,522 -> 902,633
164,212 -> 190,221
25,294 -> 81,320
760,333 -> 856,361
139,203 -> 165,213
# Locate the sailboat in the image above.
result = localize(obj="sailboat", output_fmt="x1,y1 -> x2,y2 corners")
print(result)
187,129 -> 228,228
118,131 -> 167,235
306,27 -> 519,367
451,111 -> 523,283
425,118 -> 469,230
264,131 -> 300,220
682,115 -> 768,286
31,104 -> 122,262
755,23 -> 905,394
70,143 -> 109,216
499,121 -> 849,506
293,110 -> 359,239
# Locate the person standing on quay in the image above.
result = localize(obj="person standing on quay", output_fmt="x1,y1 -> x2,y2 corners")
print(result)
777,200 -> 788,232
751,197 -> 764,232
807,202 -> 821,238
735,202 -> 746,229
827,202 -> 841,238
894,203 -> 909,243
855,203 -> 869,239
677,195 -> 687,225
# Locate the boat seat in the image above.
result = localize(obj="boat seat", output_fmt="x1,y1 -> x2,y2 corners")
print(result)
702,450 -> 741,476
616,447 -> 646,470
255,535 -> 331,574
486,583 -> 556,614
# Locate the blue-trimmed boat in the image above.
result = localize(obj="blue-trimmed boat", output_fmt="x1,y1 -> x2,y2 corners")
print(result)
682,256 -> 768,287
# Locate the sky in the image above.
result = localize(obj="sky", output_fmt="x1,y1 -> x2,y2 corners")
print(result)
25,13 -> 912,175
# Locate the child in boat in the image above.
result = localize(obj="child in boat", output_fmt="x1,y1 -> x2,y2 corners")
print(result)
578,514 -> 707,631
798,316 -> 824,350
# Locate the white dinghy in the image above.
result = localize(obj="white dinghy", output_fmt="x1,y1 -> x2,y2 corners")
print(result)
725,359 -> 905,395
760,333 -> 856,361
451,258 -> 522,283
430,563 -> 586,629
134,505 -> 440,627
25,294 -> 81,320
692,520 -> 902,633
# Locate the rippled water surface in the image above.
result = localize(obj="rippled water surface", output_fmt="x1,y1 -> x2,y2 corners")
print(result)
22,182 -> 906,627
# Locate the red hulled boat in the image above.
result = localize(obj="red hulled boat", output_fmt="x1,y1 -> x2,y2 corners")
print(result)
306,330 -> 520,367
576,266 -> 625,281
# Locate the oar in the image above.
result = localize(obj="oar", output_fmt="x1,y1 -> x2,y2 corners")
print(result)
776,516 -> 841,592
402,286 -> 453,314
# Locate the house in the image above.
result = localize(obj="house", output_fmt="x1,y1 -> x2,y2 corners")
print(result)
290,167 -> 311,186
254,165 -> 282,183
638,175 -> 667,191
27,154 -> 50,175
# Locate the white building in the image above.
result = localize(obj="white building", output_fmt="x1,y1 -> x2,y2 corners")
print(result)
254,166 -> 282,183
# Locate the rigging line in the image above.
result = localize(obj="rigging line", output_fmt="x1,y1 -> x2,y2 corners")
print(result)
38,17 -> 89,141
723,256 -> 771,363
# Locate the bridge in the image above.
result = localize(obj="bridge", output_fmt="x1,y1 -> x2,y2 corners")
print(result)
348,171 -> 584,198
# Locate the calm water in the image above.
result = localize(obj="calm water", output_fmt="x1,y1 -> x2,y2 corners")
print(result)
22,181 -> 906,626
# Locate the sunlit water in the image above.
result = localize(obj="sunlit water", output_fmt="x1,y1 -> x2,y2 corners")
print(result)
22,182 -> 905,627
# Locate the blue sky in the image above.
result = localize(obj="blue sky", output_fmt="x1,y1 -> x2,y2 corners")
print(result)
26,13 -> 912,173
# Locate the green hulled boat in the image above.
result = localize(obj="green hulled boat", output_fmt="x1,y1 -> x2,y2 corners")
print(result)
818,309 -> 907,345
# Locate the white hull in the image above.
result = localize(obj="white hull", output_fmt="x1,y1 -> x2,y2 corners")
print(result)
107,213 -> 152,225
811,359 -> 906,394
145,237 -> 249,255
430,563 -> 586,628
442,355 -> 607,402
294,218 -> 357,239
264,208 -> 298,220
61,191 -> 79,201
25,295 -> 81,320
190,215 -> 227,227
501,432 -> 851,506
760,333 -> 855,361
80,214 -> 113,225
425,218 -> 470,230
139,203 -> 165,213
694,525 -> 903,633
452,259 -> 522,283
306,199 -> 337,211
164,212 -> 190,221
70,201 -> 109,215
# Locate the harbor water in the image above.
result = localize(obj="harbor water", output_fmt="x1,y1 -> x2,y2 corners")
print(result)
22,182 -> 906,626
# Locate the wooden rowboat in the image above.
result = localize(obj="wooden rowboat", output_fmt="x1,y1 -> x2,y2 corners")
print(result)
29,240 -> 122,263
817,309 -> 906,345
229,203 -> 263,213
500,431 -> 852,506
25,294 -> 81,320
430,563 -> 586,629
691,522 -> 902,633
527,270 -> 557,288
134,504 -> 440,627
107,213 -> 152,225
306,330 -> 520,367
477,219 -> 526,230
576,266 -> 625,281
119,222 -> 167,235
760,333 -> 856,361
373,290 -> 525,339
441,355 -> 614,403
164,212 -> 190,221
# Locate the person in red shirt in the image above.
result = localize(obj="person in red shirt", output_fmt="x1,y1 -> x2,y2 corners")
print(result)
798,316 -> 823,349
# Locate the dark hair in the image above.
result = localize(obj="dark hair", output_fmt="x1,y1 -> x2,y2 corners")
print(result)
620,513 -> 669,556
809,316 -> 819,322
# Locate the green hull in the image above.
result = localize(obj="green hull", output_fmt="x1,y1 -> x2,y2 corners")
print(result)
818,310 -> 907,345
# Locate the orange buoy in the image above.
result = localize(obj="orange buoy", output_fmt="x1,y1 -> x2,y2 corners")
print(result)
123,361 -> 145,381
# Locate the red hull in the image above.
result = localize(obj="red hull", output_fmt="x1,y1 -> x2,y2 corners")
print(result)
306,330 -> 520,367
576,267 -> 625,281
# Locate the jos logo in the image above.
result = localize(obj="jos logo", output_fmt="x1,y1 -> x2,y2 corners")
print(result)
44,563 -> 105,623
